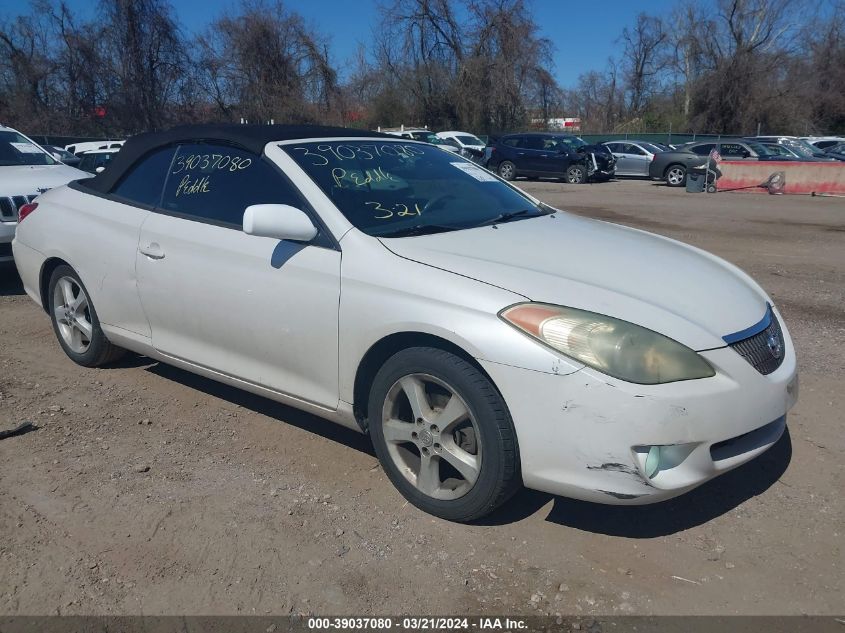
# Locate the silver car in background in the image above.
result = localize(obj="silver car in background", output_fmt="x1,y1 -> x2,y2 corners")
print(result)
602,140 -> 666,177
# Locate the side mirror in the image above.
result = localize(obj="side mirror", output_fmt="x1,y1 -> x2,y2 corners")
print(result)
243,204 -> 318,242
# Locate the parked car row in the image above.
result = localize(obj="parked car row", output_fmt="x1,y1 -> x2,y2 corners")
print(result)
381,127 -> 845,188
606,135 -> 845,187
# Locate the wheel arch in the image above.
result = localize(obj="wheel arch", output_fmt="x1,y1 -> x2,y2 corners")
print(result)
352,331 -> 501,433
39,256 -> 72,313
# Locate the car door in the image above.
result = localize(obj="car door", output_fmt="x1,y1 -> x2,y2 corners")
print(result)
135,143 -> 341,409
520,136 -> 555,175
620,143 -> 650,176
74,145 -> 176,338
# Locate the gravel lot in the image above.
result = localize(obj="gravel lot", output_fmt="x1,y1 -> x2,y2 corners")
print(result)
1,179 -> 842,616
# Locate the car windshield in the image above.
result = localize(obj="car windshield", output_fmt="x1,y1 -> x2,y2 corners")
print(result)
0,131 -> 56,166
284,140 -> 547,237
827,143 -> 845,154
783,139 -> 818,157
455,134 -> 483,146
745,141 -> 773,156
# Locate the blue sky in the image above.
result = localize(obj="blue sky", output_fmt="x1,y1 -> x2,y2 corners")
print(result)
3,0 -> 679,87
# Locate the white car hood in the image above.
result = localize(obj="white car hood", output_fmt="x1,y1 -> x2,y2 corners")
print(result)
380,213 -> 769,351
0,164 -> 89,197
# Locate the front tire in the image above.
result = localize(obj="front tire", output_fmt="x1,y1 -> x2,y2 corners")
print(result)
368,347 -> 520,522
48,265 -> 125,367
665,164 -> 687,187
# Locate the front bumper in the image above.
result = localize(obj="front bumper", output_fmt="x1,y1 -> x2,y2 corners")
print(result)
0,221 -> 15,263
479,314 -> 798,504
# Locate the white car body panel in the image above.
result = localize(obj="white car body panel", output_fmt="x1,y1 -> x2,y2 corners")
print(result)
12,133 -> 798,506
136,211 -> 341,409
379,213 -> 767,351
11,185 -> 150,334
0,163 -> 89,197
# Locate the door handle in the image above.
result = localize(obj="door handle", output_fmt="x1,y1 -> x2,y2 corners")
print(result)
139,242 -> 165,260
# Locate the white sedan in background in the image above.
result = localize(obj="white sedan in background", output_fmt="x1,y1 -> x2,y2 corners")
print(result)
13,125 -> 797,521
436,131 -> 486,153
1,125 -> 88,264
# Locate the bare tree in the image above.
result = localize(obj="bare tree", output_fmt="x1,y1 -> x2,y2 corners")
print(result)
620,13 -> 667,115
195,0 -> 341,125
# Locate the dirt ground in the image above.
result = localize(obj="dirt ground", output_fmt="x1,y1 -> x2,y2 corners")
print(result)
1,179 -> 843,617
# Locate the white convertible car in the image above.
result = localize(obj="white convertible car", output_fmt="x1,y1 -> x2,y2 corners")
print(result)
12,125 -> 798,521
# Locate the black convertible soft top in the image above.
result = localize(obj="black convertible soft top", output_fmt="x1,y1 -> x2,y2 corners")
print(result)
85,124 -> 393,193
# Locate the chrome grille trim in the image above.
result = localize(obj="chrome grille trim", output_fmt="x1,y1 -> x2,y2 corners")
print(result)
0,194 -> 37,222
728,308 -> 785,375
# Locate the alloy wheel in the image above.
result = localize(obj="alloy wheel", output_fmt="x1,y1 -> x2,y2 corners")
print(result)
52,276 -> 93,354
381,373 -> 482,500
498,162 -> 515,179
667,166 -> 685,185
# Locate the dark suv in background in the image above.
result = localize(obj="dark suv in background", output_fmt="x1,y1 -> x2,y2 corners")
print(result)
487,133 -> 616,183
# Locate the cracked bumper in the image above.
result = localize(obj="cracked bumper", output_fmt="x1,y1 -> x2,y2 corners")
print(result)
478,323 -> 798,505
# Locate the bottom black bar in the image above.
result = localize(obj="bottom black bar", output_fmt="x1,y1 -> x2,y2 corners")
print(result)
1,616 -> 844,633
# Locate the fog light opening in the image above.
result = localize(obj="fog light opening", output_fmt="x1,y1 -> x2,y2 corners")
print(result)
645,445 -> 661,479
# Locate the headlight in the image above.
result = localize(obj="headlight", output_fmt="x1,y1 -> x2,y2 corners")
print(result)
500,303 -> 715,384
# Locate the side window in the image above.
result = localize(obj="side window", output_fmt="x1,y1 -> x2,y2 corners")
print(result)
690,143 -> 716,156
160,143 -> 303,228
111,147 -> 177,207
720,143 -> 746,157
522,136 -> 545,150
605,143 -> 620,153
502,136 -> 521,147
624,144 -> 645,155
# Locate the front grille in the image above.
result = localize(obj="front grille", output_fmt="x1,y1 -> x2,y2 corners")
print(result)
0,195 -> 37,222
729,312 -> 785,375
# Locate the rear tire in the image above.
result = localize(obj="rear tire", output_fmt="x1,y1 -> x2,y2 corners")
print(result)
497,161 -> 516,181
665,164 -> 687,187
47,265 -> 125,367
367,347 -> 520,522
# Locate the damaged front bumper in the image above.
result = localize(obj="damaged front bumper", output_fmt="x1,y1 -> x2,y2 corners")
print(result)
478,330 -> 798,505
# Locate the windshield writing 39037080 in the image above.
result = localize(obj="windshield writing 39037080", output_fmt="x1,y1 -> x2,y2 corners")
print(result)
284,140 -> 542,237
290,144 -> 424,166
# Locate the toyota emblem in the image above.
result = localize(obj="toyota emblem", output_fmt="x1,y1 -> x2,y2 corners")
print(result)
767,332 -> 783,359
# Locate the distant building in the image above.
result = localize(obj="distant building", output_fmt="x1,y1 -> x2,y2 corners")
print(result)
530,117 -> 581,132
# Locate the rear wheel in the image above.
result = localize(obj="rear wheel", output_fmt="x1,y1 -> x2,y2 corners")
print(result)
368,347 -> 520,522
665,164 -> 687,187
48,265 -> 124,367
497,161 -> 516,181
